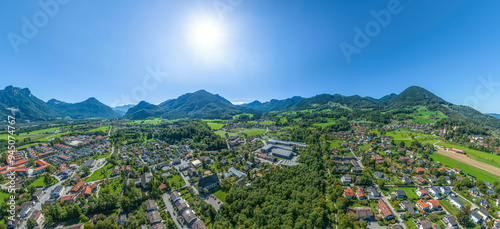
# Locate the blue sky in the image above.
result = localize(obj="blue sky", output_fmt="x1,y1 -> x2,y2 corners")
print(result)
1,0 -> 500,113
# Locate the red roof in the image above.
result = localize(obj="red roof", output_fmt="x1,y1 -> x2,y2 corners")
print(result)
417,199 -> 429,209
428,199 -> 441,208
256,173 -> 263,178
60,194 -> 77,201
71,181 -> 85,192
83,186 -> 91,195
159,183 -> 167,190
344,188 -> 354,197
378,198 -> 393,217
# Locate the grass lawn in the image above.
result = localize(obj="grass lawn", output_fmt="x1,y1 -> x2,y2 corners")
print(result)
440,199 -> 459,215
86,164 -> 114,182
31,176 -> 56,187
207,123 -> 224,130
430,153 -> 500,184
213,189 -> 227,202
397,186 -> 419,199
97,152 -> 111,159
168,174 -> 185,189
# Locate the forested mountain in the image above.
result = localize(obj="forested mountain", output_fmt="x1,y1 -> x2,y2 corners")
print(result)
0,86 -> 119,121
0,86 -> 59,120
3,85 -> 499,129
124,90 -> 244,120
240,96 -> 304,111
292,94 -> 383,110
112,104 -> 135,116
47,97 -> 120,119
486,113 -> 500,119
378,93 -> 398,102
386,86 -> 449,108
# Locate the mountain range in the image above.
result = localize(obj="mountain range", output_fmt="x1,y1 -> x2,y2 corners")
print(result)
0,86 -> 120,120
1,85 -> 499,129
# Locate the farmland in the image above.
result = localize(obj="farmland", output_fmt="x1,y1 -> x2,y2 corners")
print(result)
436,141 -> 500,168
430,152 -> 500,183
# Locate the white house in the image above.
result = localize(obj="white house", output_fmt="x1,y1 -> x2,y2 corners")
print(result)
449,196 -> 464,209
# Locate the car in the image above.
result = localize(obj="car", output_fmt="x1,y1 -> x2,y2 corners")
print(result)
209,194 -> 212,197
218,201 -> 221,204
214,197 -> 217,200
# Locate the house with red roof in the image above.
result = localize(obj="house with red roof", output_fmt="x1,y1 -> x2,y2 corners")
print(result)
344,188 -> 354,199
417,199 -> 430,212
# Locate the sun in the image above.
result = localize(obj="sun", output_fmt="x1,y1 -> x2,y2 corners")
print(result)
187,18 -> 226,54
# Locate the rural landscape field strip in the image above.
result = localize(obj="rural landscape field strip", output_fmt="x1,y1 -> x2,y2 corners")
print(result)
435,149 -> 500,181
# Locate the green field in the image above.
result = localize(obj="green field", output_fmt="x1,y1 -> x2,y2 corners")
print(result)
436,141 -> 500,168
123,118 -> 163,125
430,153 -> 500,183
207,123 -> 224,130
239,128 -> 266,136
87,125 -> 110,133
313,119 -> 337,128
86,164 -> 114,182
31,176 -> 56,187
213,189 -> 227,202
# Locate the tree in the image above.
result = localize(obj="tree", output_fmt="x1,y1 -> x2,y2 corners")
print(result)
84,222 -> 94,229
27,219 -> 36,229
456,205 -> 471,226
44,173 -> 53,185
83,167 -> 91,176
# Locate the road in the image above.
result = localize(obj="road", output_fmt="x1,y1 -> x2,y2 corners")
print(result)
162,193 -> 188,229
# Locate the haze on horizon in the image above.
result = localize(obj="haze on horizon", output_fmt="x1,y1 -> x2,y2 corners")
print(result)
1,0 -> 500,113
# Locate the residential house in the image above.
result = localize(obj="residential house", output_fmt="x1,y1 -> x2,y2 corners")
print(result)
417,199 -> 430,212
427,199 -> 442,211
344,188 -> 354,199
341,174 -> 352,183
442,215 -> 459,229
347,207 -> 374,220
118,212 -> 127,224
449,196 -> 464,209
470,211 -> 483,224
356,189 -> 366,200
146,200 -> 158,212
146,210 -> 162,224
400,201 -> 415,216
51,185 -> 65,198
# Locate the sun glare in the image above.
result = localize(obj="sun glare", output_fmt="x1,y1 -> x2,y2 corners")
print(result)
188,18 -> 225,53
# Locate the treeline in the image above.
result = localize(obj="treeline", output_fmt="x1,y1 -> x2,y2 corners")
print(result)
158,120 -> 226,150
213,166 -> 327,229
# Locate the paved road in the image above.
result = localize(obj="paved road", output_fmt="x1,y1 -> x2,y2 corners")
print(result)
162,192 -> 188,229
